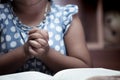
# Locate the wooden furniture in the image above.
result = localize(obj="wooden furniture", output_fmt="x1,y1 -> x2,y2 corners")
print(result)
53,0 -> 120,70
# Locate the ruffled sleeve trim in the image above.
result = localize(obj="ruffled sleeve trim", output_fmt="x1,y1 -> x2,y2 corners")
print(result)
62,4 -> 78,35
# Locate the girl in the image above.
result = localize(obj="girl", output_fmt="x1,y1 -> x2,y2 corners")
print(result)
0,0 -> 92,75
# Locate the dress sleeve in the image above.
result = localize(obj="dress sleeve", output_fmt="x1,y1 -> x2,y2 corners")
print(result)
62,4 -> 78,35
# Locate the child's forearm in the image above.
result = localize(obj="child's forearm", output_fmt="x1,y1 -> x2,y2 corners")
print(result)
0,46 -> 28,75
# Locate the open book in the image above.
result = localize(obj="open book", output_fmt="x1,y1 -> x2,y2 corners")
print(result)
0,68 -> 120,80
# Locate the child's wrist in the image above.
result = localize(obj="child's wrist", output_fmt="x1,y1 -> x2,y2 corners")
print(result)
23,43 -> 31,60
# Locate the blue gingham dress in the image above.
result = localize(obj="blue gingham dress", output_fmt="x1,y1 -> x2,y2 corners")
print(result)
0,2 -> 78,75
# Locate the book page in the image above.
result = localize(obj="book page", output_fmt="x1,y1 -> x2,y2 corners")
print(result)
0,71 -> 53,80
0,68 -> 120,80
87,75 -> 120,80
53,68 -> 120,80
